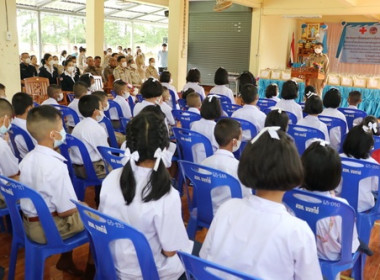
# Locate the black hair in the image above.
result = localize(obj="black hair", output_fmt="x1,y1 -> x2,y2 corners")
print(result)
140,78 -> 163,99
0,83 -> 5,90
265,109 -> 289,132
148,57 -> 155,63
26,105 -> 62,141
42,53 -> 51,65
79,74 -> 92,88
343,125 -> 374,159
214,67 -> 229,85
120,111 -> 171,205
238,130 -> 303,190
361,116 -> 380,136
214,118 -> 241,146
47,84 -> 61,98
112,53 -> 118,57
61,50 -> 67,57
186,92 -> 201,108
94,56 -> 101,60
315,42 -> 324,47
240,84 -> 258,104
182,88 -> 195,101
159,70 -> 171,83
12,92 -> 33,116
113,79 -> 127,95
323,88 -> 341,108
303,95 -> 323,115
265,84 -> 278,98
186,68 -> 201,83
92,91 -> 108,101
237,71 -> 256,92
117,55 -> 126,62
79,47 -> 86,53
73,81 -> 88,98
0,99 -> 13,118
281,80 -> 299,100
304,85 -> 316,98
78,95 -> 100,117
348,91 -> 362,105
302,141 -> 342,192
200,96 -> 222,120
162,43 -> 167,47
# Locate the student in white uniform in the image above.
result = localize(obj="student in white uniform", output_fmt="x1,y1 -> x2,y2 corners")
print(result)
209,67 -> 235,104
186,92 -> 201,115
231,84 -> 266,140
41,85 -> 64,105
201,118 -> 251,213
265,83 -> 280,103
320,88 -> 348,151
99,111 -> 193,280
297,93 -> 330,142
264,108 -> 289,132
182,68 -> 206,100
276,80 -> 303,122
20,105 -> 84,276
11,92 -> 37,158
160,70 -> 179,109
190,95 -> 222,163
110,79 -> 132,127
339,124 -> 378,212
348,90 -> 365,127
301,141 -> 360,262
68,81 -> 87,127
200,127 -> 322,280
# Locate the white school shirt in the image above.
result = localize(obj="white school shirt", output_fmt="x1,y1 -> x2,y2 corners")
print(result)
11,117 -> 37,159
337,153 -> 378,212
133,100 -> 175,126
0,137 -> 18,177
68,98 -> 84,127
99,167 -> 193,280
187,107 -> 200,115
70,117 -> 109,164
161,82 -> 180,109
320,108 -> 348,151
231,104 -> 266,140
190,118 -> 218,163
199,195 -> 323,280
348,105 -> 363,127
110,95 -> 132,120
210,85 -> 235,104
301,190 -> 360,261
201,149 -> 251,213
276,99 -> 303,122
182,82 -> 206,100
19,145 -> 78,217
270,96 -> 280,103
297,115 -> 330,142
41,97 -> 59,106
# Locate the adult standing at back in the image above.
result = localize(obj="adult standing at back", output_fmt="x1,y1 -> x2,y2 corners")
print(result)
135,47 -> 146,81
20,53 -> 37,80
306,42 -> 329,96
157,43 -> 168,73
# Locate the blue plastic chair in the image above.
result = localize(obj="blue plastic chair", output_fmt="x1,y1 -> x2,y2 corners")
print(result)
285,111 -> 298,124
283,189 -> 360,280
8,124 -> 35,162
120,117 -> 130,132
0,207 -> 11,233
67,93 -> 75,102
98,116 -> 119,149
373,135 -> 380,152
257,98 -> 276,112
230,117 -> 257,158
178,160 -> 242,239
178,99 -> 187,110
104,100 -> 125,133
287,124 -> 325,154
127,95 -> 135,114
168,89 -> 178,109
318,115 -> 347,152
214,94 -> 231,104
60,134 -> 103,200
136,94 -> 144,102
338,108 -> 367,129
221,103 -> 242,117
110,90 -> 117,98
0,175 -> 88,280
178,251 -> 260,280
33,102 -> 40,107
71,200 -> 159,280
97,146 -> 124,172
172,110 -> 201,129
52,104 -> 80,132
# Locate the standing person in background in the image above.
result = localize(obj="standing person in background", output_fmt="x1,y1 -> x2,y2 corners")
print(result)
126,48 -> 133,61
135,47 -> 146,81
157,43 -> 168,73
71,46 -> 78,57
30,55 -> 40,74
306,42 -> 329,96
60,50 -> 67,65
117,46 -> 123,56
77,47 -> 87,73
20,53 -> 37,80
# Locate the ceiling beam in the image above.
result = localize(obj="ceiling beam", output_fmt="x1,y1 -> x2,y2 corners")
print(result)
128,0 -> 169,8
37,0 -> 58,8
231,0 -> 263,8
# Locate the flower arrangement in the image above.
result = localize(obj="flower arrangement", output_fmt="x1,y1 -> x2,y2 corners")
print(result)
313,62 -> 322,70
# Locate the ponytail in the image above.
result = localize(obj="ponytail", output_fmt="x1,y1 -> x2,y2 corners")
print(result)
119,161 -> 136,205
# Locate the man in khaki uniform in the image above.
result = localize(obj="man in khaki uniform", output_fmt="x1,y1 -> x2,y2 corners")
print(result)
126,59 -> 143,87
103,57 -> 117,82
113,56 -> 129,83
145,58 -> 159,79
306,42 -> 329,96
83,56 -> 98,76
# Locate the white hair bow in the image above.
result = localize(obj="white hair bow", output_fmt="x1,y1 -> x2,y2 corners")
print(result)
310,138 -> 330,147
363,122 -> 377,134
207,94 -> 220,102
121,148 -> 140,171
250,126 -> 281,145
153,147 -> 166,171
306,91 -> 316,99
271,107 -> 282,114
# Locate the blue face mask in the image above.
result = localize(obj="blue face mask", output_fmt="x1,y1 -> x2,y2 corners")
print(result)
53,128 -> 66,148
0,123 -> 11,135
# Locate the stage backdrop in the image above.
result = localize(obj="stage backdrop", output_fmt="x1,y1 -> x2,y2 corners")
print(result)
323,22 -> 380,75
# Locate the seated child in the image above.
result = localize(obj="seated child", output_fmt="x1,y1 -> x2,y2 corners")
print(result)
348,90 -> 364,126
0,83 -> 6,99
199,127 -> 322,280
182,68 -> 206,100
190,95 -> 221,163
231,84 -> 266,140
79,73 -> 96,93
68,81 -> 87,126
265,83 -> 280,103
276,80 -> 303,121
11,92 -> 37,158
339,123 -> 378,212
160,70 -> 179,109
264,108 -> 289,132
41,84 -> 64,105
297,93 -> 330,142
99,110 -> 193,280
201,118 -> 251,213
303,85 -> 316,102
186,92 -> 201,114
110,79 -> 132,127
21,105 -> 84,275
71,95 -> 109,180
209,67 -> 235,104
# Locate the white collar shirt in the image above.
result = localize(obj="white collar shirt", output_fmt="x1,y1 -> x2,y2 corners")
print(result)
182,82 -> 206,100
347,105 -> 364,126
190,118 -> 218,163
320,108 -> 348,150
11,117 -> 37,158
231,104 -> 266,140
210,85 -> 235,104
110,95 -> 132,120
276,99 -> 303,122
41,97 -> 59,106
187,107 -> 200,115
68,98 -> 84,127
0,137 -> 18,177
297,115 -> 330,142
161,83 -> 179,109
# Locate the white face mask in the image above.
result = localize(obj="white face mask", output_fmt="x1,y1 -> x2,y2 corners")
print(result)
24,58 -> 31,64
90,84 -> 97,91
122,62 -> 127,68
96,110 -> 105,122
155,97 -> 162,105
103,102 -> 110,111
57,93 -> 64,102
314,48 -> 322,54
150,62 -> 155,67
53,128 -> 66,148
232,139 -> 242,153
67,66 -> 74,73
54,60 -> 59,65
123,92 -> 130,99
0,123 -> 11,135
131,64 -> 137,69
49,60 -> 55,66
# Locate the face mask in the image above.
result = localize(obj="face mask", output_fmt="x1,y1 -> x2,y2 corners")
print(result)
67,66 -> 74,73
314,48 -> 322,54
0,123 -> 11,135
57,93 -> 64,102
90,84 -> 97,91
123,92 -> 130,99
96,110 -> 105,122
24,58 -> 31,64
73,63 -> 77,67
54,60 -> 59,65
131,64 -> 137,69
150,62 -> 155,67
169,78 -> 173,84
53,128 -> 66,148
122,62 -> 127,68
104,102 -> 110,111
49,60 -> 55,66
232,139 -> 241,153
155,97 -> 162,105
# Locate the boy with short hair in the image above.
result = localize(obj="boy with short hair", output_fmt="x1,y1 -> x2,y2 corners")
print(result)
348,90 -> 365,126
67,81 -> 87,127
186,92 -> 201,114
0,83 -> 6,99
41,84 -> 64,105
11,92 -> 37,158
21,105 -> 84,275
110,80 -> 132,126
201,118 -> 251,213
